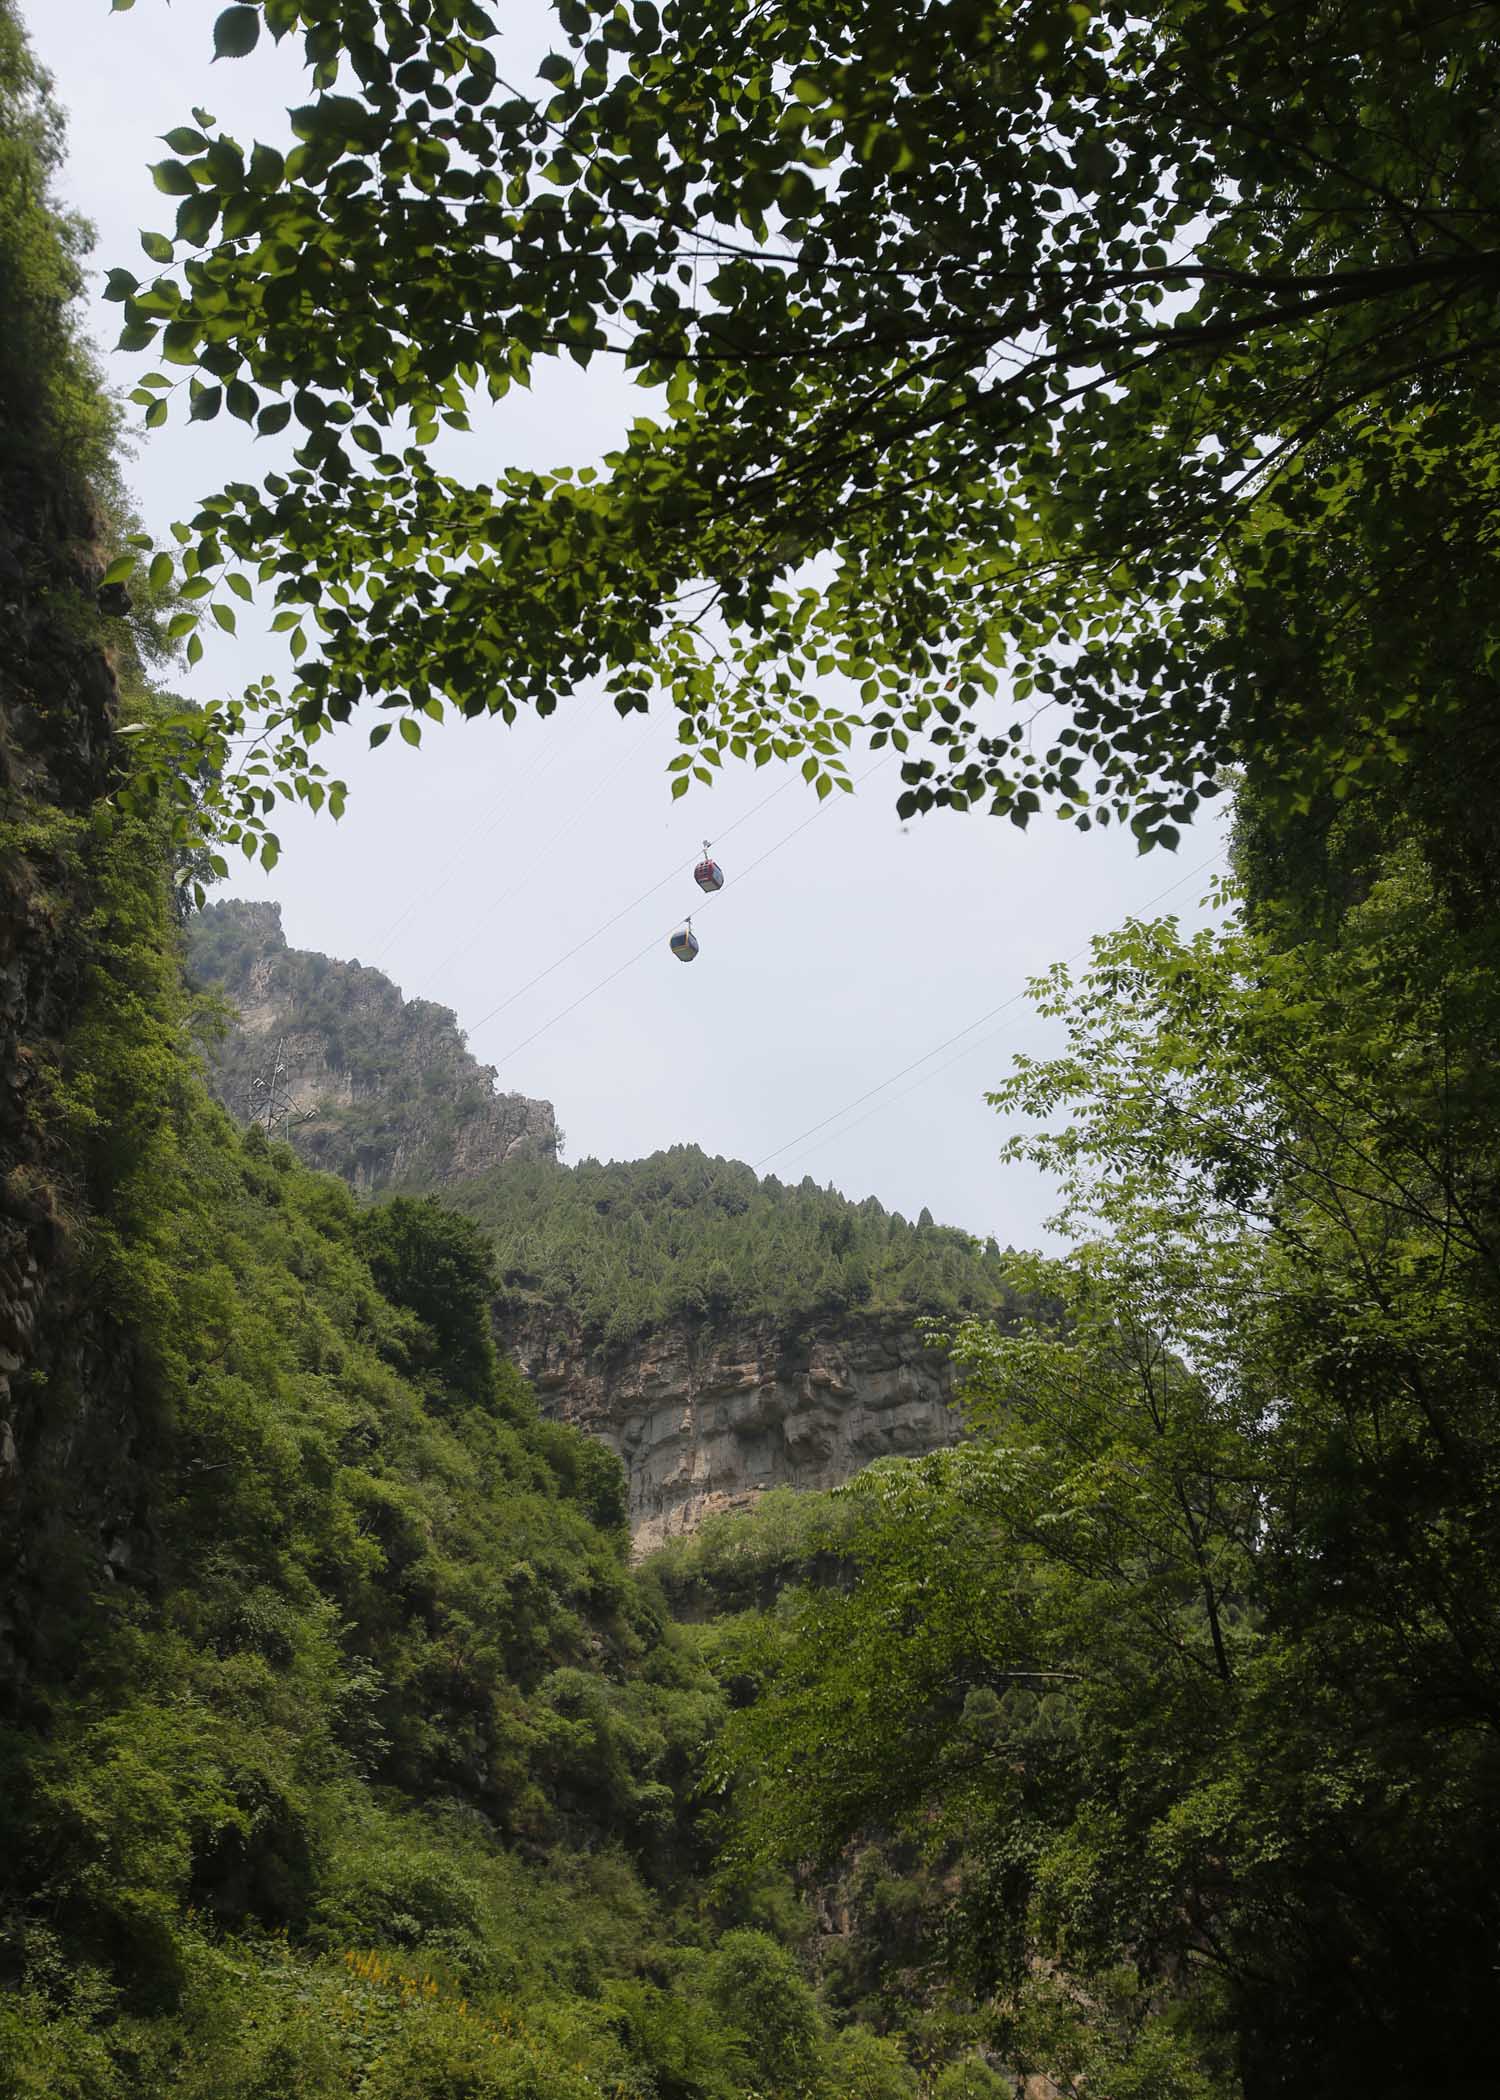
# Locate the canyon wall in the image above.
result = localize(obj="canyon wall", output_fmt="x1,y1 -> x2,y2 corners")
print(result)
502,1304 -> 964,1552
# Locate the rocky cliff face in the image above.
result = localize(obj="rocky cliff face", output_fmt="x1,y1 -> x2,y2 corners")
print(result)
1,479 -> 120,1508
0,165 -> 176,1680
502,1305 -> 964,1553
186,900 -> 557,1191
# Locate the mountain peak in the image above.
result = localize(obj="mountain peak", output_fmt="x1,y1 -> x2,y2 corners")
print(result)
186,900 -> 557,1192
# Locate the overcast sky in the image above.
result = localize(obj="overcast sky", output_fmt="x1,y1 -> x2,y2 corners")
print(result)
28,0 -> 1230,1246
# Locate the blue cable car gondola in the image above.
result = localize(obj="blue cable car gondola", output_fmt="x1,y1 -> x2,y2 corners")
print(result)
693,841 -> 724,893
669,919 -> 700,963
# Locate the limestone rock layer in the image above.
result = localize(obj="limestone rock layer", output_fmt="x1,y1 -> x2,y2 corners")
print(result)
502,1306 -> 961,1553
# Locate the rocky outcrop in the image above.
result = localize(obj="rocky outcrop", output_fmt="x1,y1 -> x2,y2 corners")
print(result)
186,900 -> 557,1191
502,1305 -> 965,1552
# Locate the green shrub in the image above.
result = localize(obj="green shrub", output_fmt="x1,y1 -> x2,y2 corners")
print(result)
704,1931 -> 824,2095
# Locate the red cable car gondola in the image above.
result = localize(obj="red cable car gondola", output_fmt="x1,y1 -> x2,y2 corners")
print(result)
693,840 -> 724,893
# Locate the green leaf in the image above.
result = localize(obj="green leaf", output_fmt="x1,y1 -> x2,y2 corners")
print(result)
256,401 -> 292,436
100,555 -> 136,587
248,141 -> 284,189
140,229 -> 174,263
779,169 -> 819,218
162,127 -> 208,155
368,722 -> 392,748
147,552 -> 174,593
226,379 -> 258,422
213,6 -> 261,61
399,716 -> 421,746
212,602 -> 238,633
176,191 -> 219,245
151,159 -> 197,197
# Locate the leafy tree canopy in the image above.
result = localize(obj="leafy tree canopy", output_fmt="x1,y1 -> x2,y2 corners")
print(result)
708,826 -> 1500,2094
356,1192 -> 501,1402
104,0 -> 1500,865
446,1143 -> 1018,1341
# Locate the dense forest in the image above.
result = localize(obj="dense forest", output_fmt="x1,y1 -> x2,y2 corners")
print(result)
5,2 -> 1500,2097
449,1149 -> 1017,1342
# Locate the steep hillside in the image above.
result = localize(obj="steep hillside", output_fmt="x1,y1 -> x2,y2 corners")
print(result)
0,0 -> 136,1473
504,1305 -> 964,1553
185,898 -> 557,1192
0,24 -> 704,2073
0,784 -> 753,2093
457,1148 -> 1016,1342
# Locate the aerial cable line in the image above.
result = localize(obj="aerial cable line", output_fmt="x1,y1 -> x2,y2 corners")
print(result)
783,850 -> 1220,1171
754,850 -> 1223,1175
782,852 -> 1223,1174
465,761 -> 811,1037
490,927 -> 668,1067
485,757 -> 888,1067
371,708 -> 592,961
709,761 -> 886,889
